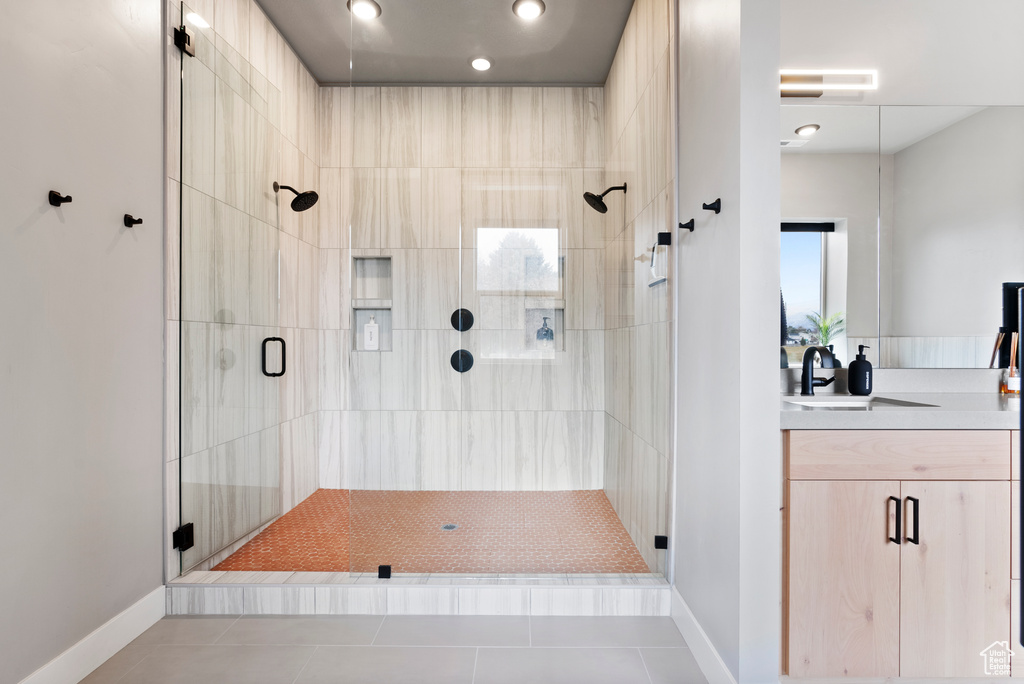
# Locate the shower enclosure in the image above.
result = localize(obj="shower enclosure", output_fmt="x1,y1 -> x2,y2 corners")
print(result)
175,0 -> 675,580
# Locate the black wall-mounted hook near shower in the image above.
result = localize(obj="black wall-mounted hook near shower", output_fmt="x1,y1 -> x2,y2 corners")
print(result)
702,198 -> 722,214
49,191 -> 72,207
679,219 -> 695,232
123,214 -> 143,228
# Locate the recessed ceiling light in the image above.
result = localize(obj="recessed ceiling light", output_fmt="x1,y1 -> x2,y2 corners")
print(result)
795,124 -> 820,137
185,12 -> 210,28
347,0 -> 381,20
471,58 -> 492,71
513,0 -> 546,20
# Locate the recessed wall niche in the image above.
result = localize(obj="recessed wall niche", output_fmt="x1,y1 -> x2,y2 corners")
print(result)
352,256 -> 393,351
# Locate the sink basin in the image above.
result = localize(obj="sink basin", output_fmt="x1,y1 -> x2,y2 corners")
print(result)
784,395 -> 939,410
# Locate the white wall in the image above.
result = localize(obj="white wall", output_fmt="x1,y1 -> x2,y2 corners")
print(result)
782,0 -> 1024,106
888,107 -> 1024,337
675,0 -> 781,681
0,0 -> 164,682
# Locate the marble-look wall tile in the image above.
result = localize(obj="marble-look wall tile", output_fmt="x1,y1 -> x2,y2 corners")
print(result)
315,587 -> 387,614
578,331 -> 605,412
318,249 -> 343,330
462,411 -> 502,490
166,587 -> 244,615
529,587 -> 602,616
248,110 -> 281,225
390,249 -> 460,331
500,412 -> 543,490
460,168 -> 503,246
599,588 -> 670,616
352,87 -> 381,168
319,330 -> 342,410
421,169 -> 461,248
213,201 -> 251,326
280,327 -> 319,421
345,411 -> 382,489
540,412 -> 582,490
297,68 -> 318,163
460,331 -> 503,411
280,413 -> 318,512
214,0 -> 249,61
387,587 -> 458,615
458,588 -> 530,615
279,46 -> 300,147
380,411 -> 460,490
244,587 -> 316,614
504,87 -> 543,168
214,76 -> 250,213
381,87 -> 421,168
542,88 -> 585,168
583,88 -> 605,169
421,87 -> 461,167
319,87 -> 352,168
381,168 -> 422,248
462,88 -> 505,168
318,410 -> 343,489
582,249 -> 605,330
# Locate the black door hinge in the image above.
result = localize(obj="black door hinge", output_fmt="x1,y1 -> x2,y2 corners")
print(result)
173,523 -> 195,551
173,25 -> 195,57
378,565 -> 392,579
654,535 -> 668,550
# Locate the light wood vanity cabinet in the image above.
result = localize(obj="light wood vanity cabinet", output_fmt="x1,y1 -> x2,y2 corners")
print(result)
785,430 -> 1014,679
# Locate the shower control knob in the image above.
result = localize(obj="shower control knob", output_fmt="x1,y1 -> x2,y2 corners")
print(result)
451,309 -> 474,332
450,350 -> 474,373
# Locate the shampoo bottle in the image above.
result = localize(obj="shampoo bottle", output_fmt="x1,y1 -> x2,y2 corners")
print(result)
364,315 -> 379,351
849,345 -> 872,396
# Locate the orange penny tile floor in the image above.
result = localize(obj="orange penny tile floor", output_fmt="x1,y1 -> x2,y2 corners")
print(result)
214,489 -> 650,574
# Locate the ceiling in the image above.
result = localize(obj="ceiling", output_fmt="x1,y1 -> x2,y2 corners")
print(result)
255,0 -> 635,86
781,106 -> 986,154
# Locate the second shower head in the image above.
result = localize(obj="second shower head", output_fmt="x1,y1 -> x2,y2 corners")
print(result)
583,183 -> 627,214
274,182 -> 319,212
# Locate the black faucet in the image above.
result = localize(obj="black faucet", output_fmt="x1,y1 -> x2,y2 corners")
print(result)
801,346 -> 836,396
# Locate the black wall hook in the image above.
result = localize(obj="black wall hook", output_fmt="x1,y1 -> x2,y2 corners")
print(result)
49,191 -> 72,207
679,219 -> 695,232
702,198 -> 722,214
123,214 -> 143,228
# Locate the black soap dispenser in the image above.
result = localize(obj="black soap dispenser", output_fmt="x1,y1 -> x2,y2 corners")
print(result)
849,345 -> 873,396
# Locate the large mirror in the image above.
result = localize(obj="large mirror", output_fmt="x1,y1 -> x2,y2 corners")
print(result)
781,104 -> 1024,369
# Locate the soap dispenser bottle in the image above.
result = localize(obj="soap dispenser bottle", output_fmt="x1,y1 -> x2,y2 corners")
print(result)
364,315 -> 380,351
849,345 -> 872,396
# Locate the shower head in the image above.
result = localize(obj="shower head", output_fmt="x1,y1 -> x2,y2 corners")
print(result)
274,182 -> 319,212
582,184 -> 627,214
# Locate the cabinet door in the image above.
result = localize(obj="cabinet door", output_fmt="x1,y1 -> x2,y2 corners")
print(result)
788,480 -> 901,678
900,481 -> 1011,677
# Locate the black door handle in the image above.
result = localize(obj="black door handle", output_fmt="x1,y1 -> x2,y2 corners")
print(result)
888,496 -> 901,544
261,337 -> 286,377
906,496 -> 920,544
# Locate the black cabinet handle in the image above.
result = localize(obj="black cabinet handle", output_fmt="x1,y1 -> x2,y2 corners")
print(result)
261,337 -> 286,377
906,496 -> 920,545
888,496 -> 901,544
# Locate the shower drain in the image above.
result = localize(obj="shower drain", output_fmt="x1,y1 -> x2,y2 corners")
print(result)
441,524 -> 458,531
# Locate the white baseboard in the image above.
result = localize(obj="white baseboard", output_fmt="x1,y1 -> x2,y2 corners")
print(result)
670,586 -> 740,684
19,586 -> 165,684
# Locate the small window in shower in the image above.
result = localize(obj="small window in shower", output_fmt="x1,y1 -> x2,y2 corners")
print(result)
476,227 -> 560,294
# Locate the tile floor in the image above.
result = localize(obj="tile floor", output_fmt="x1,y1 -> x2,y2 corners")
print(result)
214,489 -> 649,574
80,615 -> 707,683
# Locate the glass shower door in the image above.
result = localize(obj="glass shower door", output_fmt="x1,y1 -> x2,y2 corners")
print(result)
178,3 -> 283,573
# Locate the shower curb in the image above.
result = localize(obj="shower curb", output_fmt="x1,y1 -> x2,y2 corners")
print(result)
165,573 -> 671,616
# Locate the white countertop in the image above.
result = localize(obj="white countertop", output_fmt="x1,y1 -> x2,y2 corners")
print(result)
781,392 -> 1020,430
